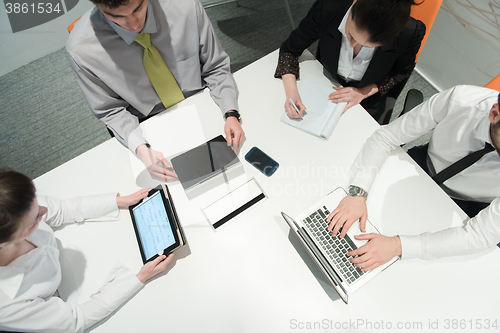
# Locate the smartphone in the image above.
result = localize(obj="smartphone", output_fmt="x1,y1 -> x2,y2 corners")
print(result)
245,147 -> 279,177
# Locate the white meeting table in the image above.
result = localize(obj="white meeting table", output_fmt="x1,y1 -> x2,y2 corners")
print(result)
34,50 -> 500,332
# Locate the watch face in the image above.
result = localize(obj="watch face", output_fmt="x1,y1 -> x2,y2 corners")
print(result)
349,186 -> 360,196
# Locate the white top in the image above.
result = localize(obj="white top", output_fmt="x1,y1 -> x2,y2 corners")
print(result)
0,194 -> 144,333
337,8 -> 376,82
349,85 -> 500,260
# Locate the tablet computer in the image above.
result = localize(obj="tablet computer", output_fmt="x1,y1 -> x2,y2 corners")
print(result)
171,135 -> 240,190
129,185 -> 186,264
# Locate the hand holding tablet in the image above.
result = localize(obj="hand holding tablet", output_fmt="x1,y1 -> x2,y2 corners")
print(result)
136,253 -> 175,283
129,184 -> 187,264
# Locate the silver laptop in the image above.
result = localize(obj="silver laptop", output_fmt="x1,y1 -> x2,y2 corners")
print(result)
282,187 -> 398,304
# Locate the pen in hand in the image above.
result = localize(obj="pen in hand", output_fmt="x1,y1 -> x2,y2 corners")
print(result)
288,98 -> 302,116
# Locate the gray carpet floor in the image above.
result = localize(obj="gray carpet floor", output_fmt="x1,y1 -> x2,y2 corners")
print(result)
0,0 -> 437,178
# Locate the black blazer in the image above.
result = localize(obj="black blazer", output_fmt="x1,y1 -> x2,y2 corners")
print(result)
280,0 -> 426,96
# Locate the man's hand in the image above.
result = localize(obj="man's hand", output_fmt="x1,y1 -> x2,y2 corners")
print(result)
136,144 -> 178,181
283,74 -> 305,118
116,188 -> 151,209
347,234 -> 401,272
136,253 -> 175,283
326,195 -> 367,238
224,116 -> 245,154
328,84 -> 378,113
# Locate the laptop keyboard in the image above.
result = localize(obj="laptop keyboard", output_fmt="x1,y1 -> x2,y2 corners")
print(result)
302,206 -> 365,285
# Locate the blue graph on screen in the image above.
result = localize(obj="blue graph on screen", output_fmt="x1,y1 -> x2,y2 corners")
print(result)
134,192 -> 176,259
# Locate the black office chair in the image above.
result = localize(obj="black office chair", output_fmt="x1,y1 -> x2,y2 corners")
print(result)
381,88 -> 424,124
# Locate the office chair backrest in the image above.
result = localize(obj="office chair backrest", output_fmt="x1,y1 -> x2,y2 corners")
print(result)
485,75 -> 500,92
411,0 -> 443,62
67,17 -> 81,34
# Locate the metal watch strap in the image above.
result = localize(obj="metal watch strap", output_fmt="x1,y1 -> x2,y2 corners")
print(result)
348,185 -> 368,199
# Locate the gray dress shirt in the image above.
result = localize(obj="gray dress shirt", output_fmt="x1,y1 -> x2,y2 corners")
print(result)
66,0 -> 239,153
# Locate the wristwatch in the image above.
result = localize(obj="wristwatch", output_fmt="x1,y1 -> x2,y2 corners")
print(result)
224,110 -> 241,123
348,185 -> 368,200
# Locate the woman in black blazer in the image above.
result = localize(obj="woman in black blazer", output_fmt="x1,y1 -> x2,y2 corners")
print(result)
275,0 -> 425,122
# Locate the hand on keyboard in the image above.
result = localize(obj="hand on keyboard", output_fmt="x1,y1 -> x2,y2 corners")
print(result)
326,195 -> 367,238
347,234 -> 402,272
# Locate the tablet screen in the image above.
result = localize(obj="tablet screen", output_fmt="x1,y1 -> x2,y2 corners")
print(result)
171,135 -> 239,189
132,191 -> 176,260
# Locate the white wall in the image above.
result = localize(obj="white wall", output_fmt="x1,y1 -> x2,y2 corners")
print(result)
0,0 -> 94,77
416,0 -> 500,91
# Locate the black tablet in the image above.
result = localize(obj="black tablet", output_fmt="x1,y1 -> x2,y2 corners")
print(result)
129,186 -> 184,264
171,135 -> 240,190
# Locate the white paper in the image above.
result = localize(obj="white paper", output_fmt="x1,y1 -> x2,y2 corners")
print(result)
280,79 -> 346,139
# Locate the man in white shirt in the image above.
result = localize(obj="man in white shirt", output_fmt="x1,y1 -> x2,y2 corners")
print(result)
325,85 -> 500,271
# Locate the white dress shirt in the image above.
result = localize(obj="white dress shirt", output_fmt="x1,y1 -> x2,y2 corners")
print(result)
0,194 -> 144,333
349,85 -> 500,260
66,0 -> 239,154
337,8 -> 376,82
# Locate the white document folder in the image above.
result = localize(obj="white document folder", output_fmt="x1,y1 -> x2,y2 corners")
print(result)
280,79 -> 346,139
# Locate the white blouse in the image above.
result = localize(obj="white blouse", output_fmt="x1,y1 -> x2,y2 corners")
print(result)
0,194 -> 144,332
337,7 -> 376,82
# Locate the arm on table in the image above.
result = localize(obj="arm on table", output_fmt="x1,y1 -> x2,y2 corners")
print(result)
194,0 -> 244,151
136,144 -> 178,181
347,234 -> 401,271
224,116 -> 244,153
274,0 -> 324,118
39,194 -> 119,227
282,74 -> 306,118
327,195 -> 368,238
400,198 -> 500,260
328,84 -> 379,113
349,198 -> 500,271
326,87 -> 457,237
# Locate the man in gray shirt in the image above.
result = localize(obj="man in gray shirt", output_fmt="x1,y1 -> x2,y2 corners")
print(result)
66,0 -> 244,180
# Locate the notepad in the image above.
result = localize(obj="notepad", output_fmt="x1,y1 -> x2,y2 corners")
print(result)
280,79 -> 346,139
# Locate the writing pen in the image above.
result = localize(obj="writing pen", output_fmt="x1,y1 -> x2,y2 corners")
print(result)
288,97 -> 301,116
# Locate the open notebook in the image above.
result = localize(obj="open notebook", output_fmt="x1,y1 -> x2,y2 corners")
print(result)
280,79 -> 346,139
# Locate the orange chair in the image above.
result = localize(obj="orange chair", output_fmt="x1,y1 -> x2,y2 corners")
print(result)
411,0 -> 443,62
485,75 -> 500,91
67,17 -> 81,34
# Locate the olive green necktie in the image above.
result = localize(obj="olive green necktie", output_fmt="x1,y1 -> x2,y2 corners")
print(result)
135,33 -> 184,109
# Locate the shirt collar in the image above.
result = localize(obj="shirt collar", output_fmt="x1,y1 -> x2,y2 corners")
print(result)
0,266 -> 24,300
103,0 -> 158,45
476,115 -> 493,145
338,7 -> 350,38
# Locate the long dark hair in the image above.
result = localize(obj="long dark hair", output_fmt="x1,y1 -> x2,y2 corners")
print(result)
351,0 -> 422,45
0,169 -> 36,243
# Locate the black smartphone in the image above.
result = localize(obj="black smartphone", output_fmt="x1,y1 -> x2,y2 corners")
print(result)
245,147 -> 279,177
